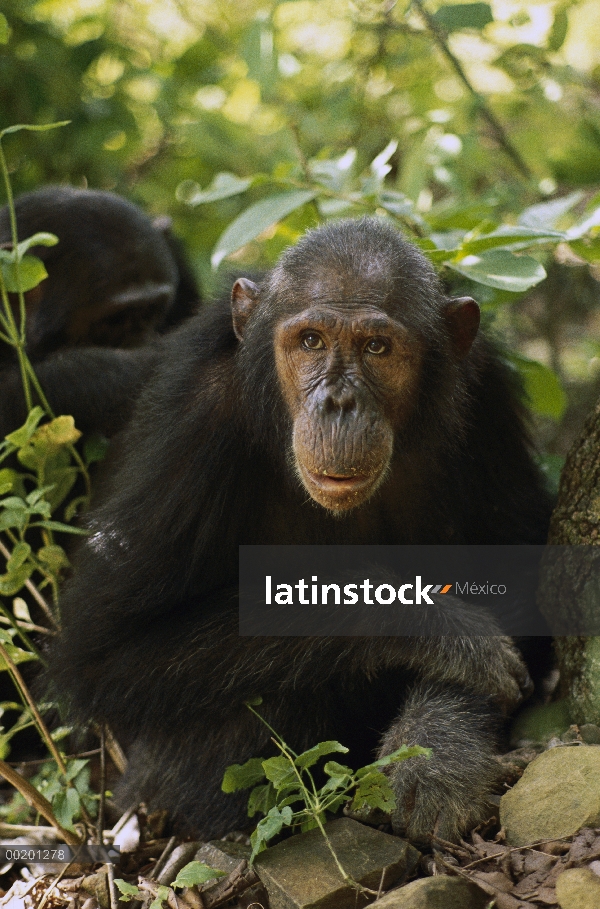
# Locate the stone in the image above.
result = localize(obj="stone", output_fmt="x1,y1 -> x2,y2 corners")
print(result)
500,744 -> 600,846
254,817 -> 419,909
81,870 -> 110,909
580,724 -> 600,745
556,867 -> 600,909
194,839 -> 251,874
371,876 -> 490,908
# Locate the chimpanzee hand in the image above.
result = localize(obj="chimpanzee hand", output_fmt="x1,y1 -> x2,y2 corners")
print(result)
408,633 -> 532,716
378,682 -> 501,844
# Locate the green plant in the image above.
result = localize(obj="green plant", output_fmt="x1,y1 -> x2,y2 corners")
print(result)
0,124 -> 104,838
222,700 -> 429,892
115,862 -> 226,909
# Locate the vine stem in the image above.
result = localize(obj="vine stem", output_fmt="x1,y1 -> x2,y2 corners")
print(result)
0,641 -> 67,773
0,760 -> 80,845
0,641 -> 95,830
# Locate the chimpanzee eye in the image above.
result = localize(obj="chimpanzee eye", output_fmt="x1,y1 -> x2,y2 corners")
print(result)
302,332 -> 325,351
365,337 -> 389,355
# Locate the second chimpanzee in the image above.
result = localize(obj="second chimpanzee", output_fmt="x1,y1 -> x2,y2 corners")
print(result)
0,186 -> 201,439
50,217 -> 553,843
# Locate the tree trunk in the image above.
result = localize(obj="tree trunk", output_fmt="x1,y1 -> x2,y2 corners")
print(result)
538,398 -> 600,723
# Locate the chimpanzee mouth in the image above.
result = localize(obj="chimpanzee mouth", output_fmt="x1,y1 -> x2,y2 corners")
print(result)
299,465 -> 381,509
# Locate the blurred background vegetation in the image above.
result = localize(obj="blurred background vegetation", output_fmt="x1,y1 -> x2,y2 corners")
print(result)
2,0 -> 600,473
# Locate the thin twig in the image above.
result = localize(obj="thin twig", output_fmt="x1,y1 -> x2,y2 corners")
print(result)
97,724 -> 106,845
0,641 -> 66,772
6,748 -> 100,767
107,862 -> 119,909
37,859 -> 75,909
0,641 -> 95,831
0,760 -> 79,844
153,835 -> 177,881
104,724 -> 128,774
461,834 -> 571,869
411,0 -> 532,179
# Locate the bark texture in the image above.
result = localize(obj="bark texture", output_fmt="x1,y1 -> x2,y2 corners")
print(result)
538,398 -> 600,722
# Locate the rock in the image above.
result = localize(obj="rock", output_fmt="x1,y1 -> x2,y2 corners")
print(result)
371,876 -> 490,908
581,724 -> 600,745
500,744 -> 600,846
510,700 -> 571,746
254,817 -> 419,909
81,870 -> 110,909
556,867 -> 600,908
194,839 -> 251,874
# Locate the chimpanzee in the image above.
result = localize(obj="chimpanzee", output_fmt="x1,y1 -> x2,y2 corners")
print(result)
0,186 -> 201,439
50,217 -> 553,843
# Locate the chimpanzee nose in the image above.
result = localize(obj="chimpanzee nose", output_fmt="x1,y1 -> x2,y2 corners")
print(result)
318,385 -> 357,417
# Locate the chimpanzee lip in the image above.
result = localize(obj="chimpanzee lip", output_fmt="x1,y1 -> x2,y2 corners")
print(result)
303,467 -> 375,495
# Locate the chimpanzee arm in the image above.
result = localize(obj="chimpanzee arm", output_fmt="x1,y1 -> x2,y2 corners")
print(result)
0,346 -> 159,440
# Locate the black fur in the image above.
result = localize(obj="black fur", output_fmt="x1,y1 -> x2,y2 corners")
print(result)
49,217 -> 553,841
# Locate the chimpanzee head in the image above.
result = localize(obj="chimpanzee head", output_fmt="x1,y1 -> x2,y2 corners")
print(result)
231,217 -> 479,512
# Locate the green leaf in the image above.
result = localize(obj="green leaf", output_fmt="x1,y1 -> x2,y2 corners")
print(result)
295,741 -> 349,770
5,408 -> 45,447
247,782 -> 277,817
433,3 -> 493,32
568,237 -> 600,263
172,861 -> 226,889
12,598 -> 32,623
30,520 -> 89,535
0,121 -> 70,138
362,745 -> 431,770
547,8 -> 569,51
250,806 -> 293,861
149,886 -> 171,909
350,770 -> 396,814
83,432 -> 109,466
262,755 -> 296,788
0,252 -> 47,293
65,758 -> 89,782
0,643 -> 37,670
184,172 -> 253,205
0,508 -> 27,533
16,233 -> 59,257
511,356 -> 567,420
518,193 -> 582,230
461,225 -> 564,255
447,249 -> 546,292
6,542 -> 30,571
0,469 -> 18,496
244,696 -> 263,706
0,564 -> 34,596
37,545 -> 70,573
114,880 -> 140,901
0,14 -> 9,44
52,787 -> 80,830
211,190 -> 317,268
222,757 -> 266,793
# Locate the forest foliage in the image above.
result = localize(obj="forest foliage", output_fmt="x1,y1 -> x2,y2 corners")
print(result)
0,0 -> 600,829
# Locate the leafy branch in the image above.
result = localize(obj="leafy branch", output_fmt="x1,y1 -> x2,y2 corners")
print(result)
222,700 -> 430,895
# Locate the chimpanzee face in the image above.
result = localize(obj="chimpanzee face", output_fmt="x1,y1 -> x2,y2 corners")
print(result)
272,303 -> 423,511
230,219 -> 479,514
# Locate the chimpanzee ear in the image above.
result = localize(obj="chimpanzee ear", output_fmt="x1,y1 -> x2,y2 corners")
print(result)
231,278 -> 260,341
444,296 -> 480,358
